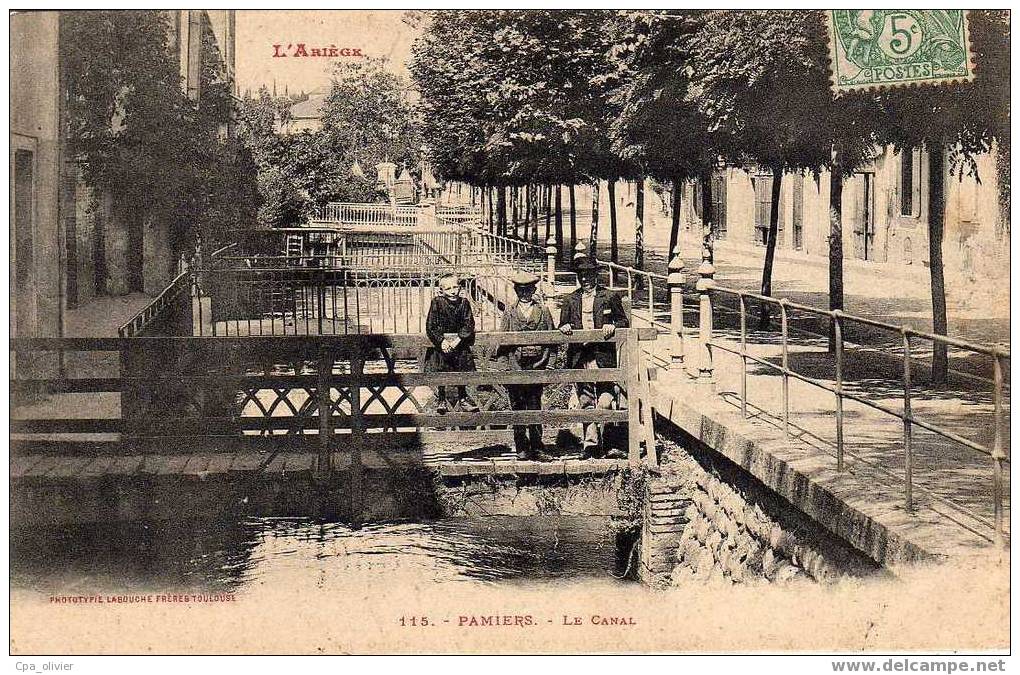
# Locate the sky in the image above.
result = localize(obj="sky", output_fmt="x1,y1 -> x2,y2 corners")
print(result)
235,10 -> 419,97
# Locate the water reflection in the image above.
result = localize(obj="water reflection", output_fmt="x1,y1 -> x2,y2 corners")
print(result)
11,515 -> 632,596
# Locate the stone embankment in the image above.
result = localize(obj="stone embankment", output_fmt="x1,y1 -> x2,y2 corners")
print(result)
642,439 -> 881,587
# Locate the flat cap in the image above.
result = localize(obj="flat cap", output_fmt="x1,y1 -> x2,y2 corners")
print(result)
510,269 -> 541,286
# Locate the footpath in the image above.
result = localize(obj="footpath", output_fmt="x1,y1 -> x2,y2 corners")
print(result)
12,293 -> 152,436
614,240 -> 1010,561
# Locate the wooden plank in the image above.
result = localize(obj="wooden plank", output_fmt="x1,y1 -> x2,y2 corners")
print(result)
12,440 -> 120,456
182,454 -> 212,476
206,454 -> 235,475
283,453 -> 314,474
10,378 -> 124,394
79,455 -> 117,477
229,453 -> 266,473
330,452 -> 353,471
626,330 -> 642,466
23,456 -> 61,478
161,455 -> 190,475
10,419 -> 123,433
437,463 -> 471,477
564,459 -> 593,475
44,456 -> 94,479
10,455 -> 45,478
109,455 -> 143,476
140,456 -> 168,475
264,454 -> 288,474
534,461 -> 567,476
9,327 -> 655,354
467,461 -> 495,475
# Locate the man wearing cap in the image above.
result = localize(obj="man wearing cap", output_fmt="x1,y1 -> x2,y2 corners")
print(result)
558,258 -> 629,458
495,270 -> 556,460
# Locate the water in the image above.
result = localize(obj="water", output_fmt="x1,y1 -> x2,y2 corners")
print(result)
11,514 -> 635,597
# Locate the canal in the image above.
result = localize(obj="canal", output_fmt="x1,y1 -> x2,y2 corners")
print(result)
11,514 -> 636,596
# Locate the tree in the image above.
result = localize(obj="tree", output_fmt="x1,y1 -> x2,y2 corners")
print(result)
610,11 -> 722,269
411,10 -> 635,256
868,10 -> 1009,382
684,11 -> 836,327
61,10 -> 258,260
320,57 -> 422,177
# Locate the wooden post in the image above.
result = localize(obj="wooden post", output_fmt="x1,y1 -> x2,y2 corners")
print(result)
568,184 -> 577,256
667,245 -> 684,367
349,351 -> 365,526
316,347 -> 333,478
695,237 -> 715,383
554,185 -> 563,257
626,330 -> 642,467
546,236 -> 557,285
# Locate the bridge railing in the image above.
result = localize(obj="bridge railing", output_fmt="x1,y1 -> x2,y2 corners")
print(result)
436,204 -> 481,223
311,202 -> 419,226
118,242 -> 236,338
10,328 -> 658,467
676,243 -> 1011,546
190,257 -> 546,337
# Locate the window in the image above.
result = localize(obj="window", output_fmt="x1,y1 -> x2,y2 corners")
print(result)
791,174 -> 804,250
712,171 -> 727,239
900,148 -> 921,217
958,174 -> 979,223
14,150 -> 34,291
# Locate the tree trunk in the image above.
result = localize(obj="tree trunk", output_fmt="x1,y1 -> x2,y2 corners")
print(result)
481,185 -> 489,230
700,168 -> 714,237
828,149 -> 844,353
511,186 -> 519,237
589,181 -> 601,256
544,184 -> 552,241
635,178 -> 645,271
489,186 -> 496,232
758,166 -> 783,329
569,184 -> 577,256
554,185 -> 564,256
668,178 -> 682,256
608,179 -> 619,262
928,140 -> 949,384
497,186 -> 507,236
534,185 -> 542,245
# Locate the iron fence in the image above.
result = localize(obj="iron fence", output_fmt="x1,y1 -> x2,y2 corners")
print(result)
703,284 -> 1011,546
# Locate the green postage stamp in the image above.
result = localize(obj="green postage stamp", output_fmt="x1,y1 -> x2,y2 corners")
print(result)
827,10 -> 975,92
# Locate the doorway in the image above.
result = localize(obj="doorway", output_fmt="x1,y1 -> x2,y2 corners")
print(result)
851,172 -> 876,261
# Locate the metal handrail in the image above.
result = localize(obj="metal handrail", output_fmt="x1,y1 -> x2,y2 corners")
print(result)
707,283 -> 1010,545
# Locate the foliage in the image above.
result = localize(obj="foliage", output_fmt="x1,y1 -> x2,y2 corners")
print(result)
321,57 -> 422,173
237,58 -> 416,227
410,10 -> 632,186
61,10 -> 257,255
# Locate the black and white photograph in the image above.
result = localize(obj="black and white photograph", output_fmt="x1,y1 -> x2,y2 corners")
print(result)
8,8 -> 1011,657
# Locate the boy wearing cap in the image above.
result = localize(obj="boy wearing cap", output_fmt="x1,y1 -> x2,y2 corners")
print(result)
424,273 -> 479,413
558,258 -> 629,457
495,270 -> 556,460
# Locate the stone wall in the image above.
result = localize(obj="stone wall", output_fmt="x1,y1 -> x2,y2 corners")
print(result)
640,439 -> 881,587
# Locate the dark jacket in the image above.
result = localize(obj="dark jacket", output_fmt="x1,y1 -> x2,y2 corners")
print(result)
495,300 -> 556,370
558,286 -> 629,368
423,295 -> 476,372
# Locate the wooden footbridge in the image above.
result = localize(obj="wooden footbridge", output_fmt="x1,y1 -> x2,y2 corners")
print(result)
11,328 -> 658,469
11,200 -> 1011,561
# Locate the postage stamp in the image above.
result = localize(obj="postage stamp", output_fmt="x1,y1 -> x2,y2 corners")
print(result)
827,10 -> 975,92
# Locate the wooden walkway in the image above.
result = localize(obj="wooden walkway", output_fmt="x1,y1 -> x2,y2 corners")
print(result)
11,429 -> 631,484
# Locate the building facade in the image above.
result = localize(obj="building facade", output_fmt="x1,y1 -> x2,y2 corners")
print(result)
683,145 -> 1008,283
11,12 -> 62,341
10,10 -> 236,342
